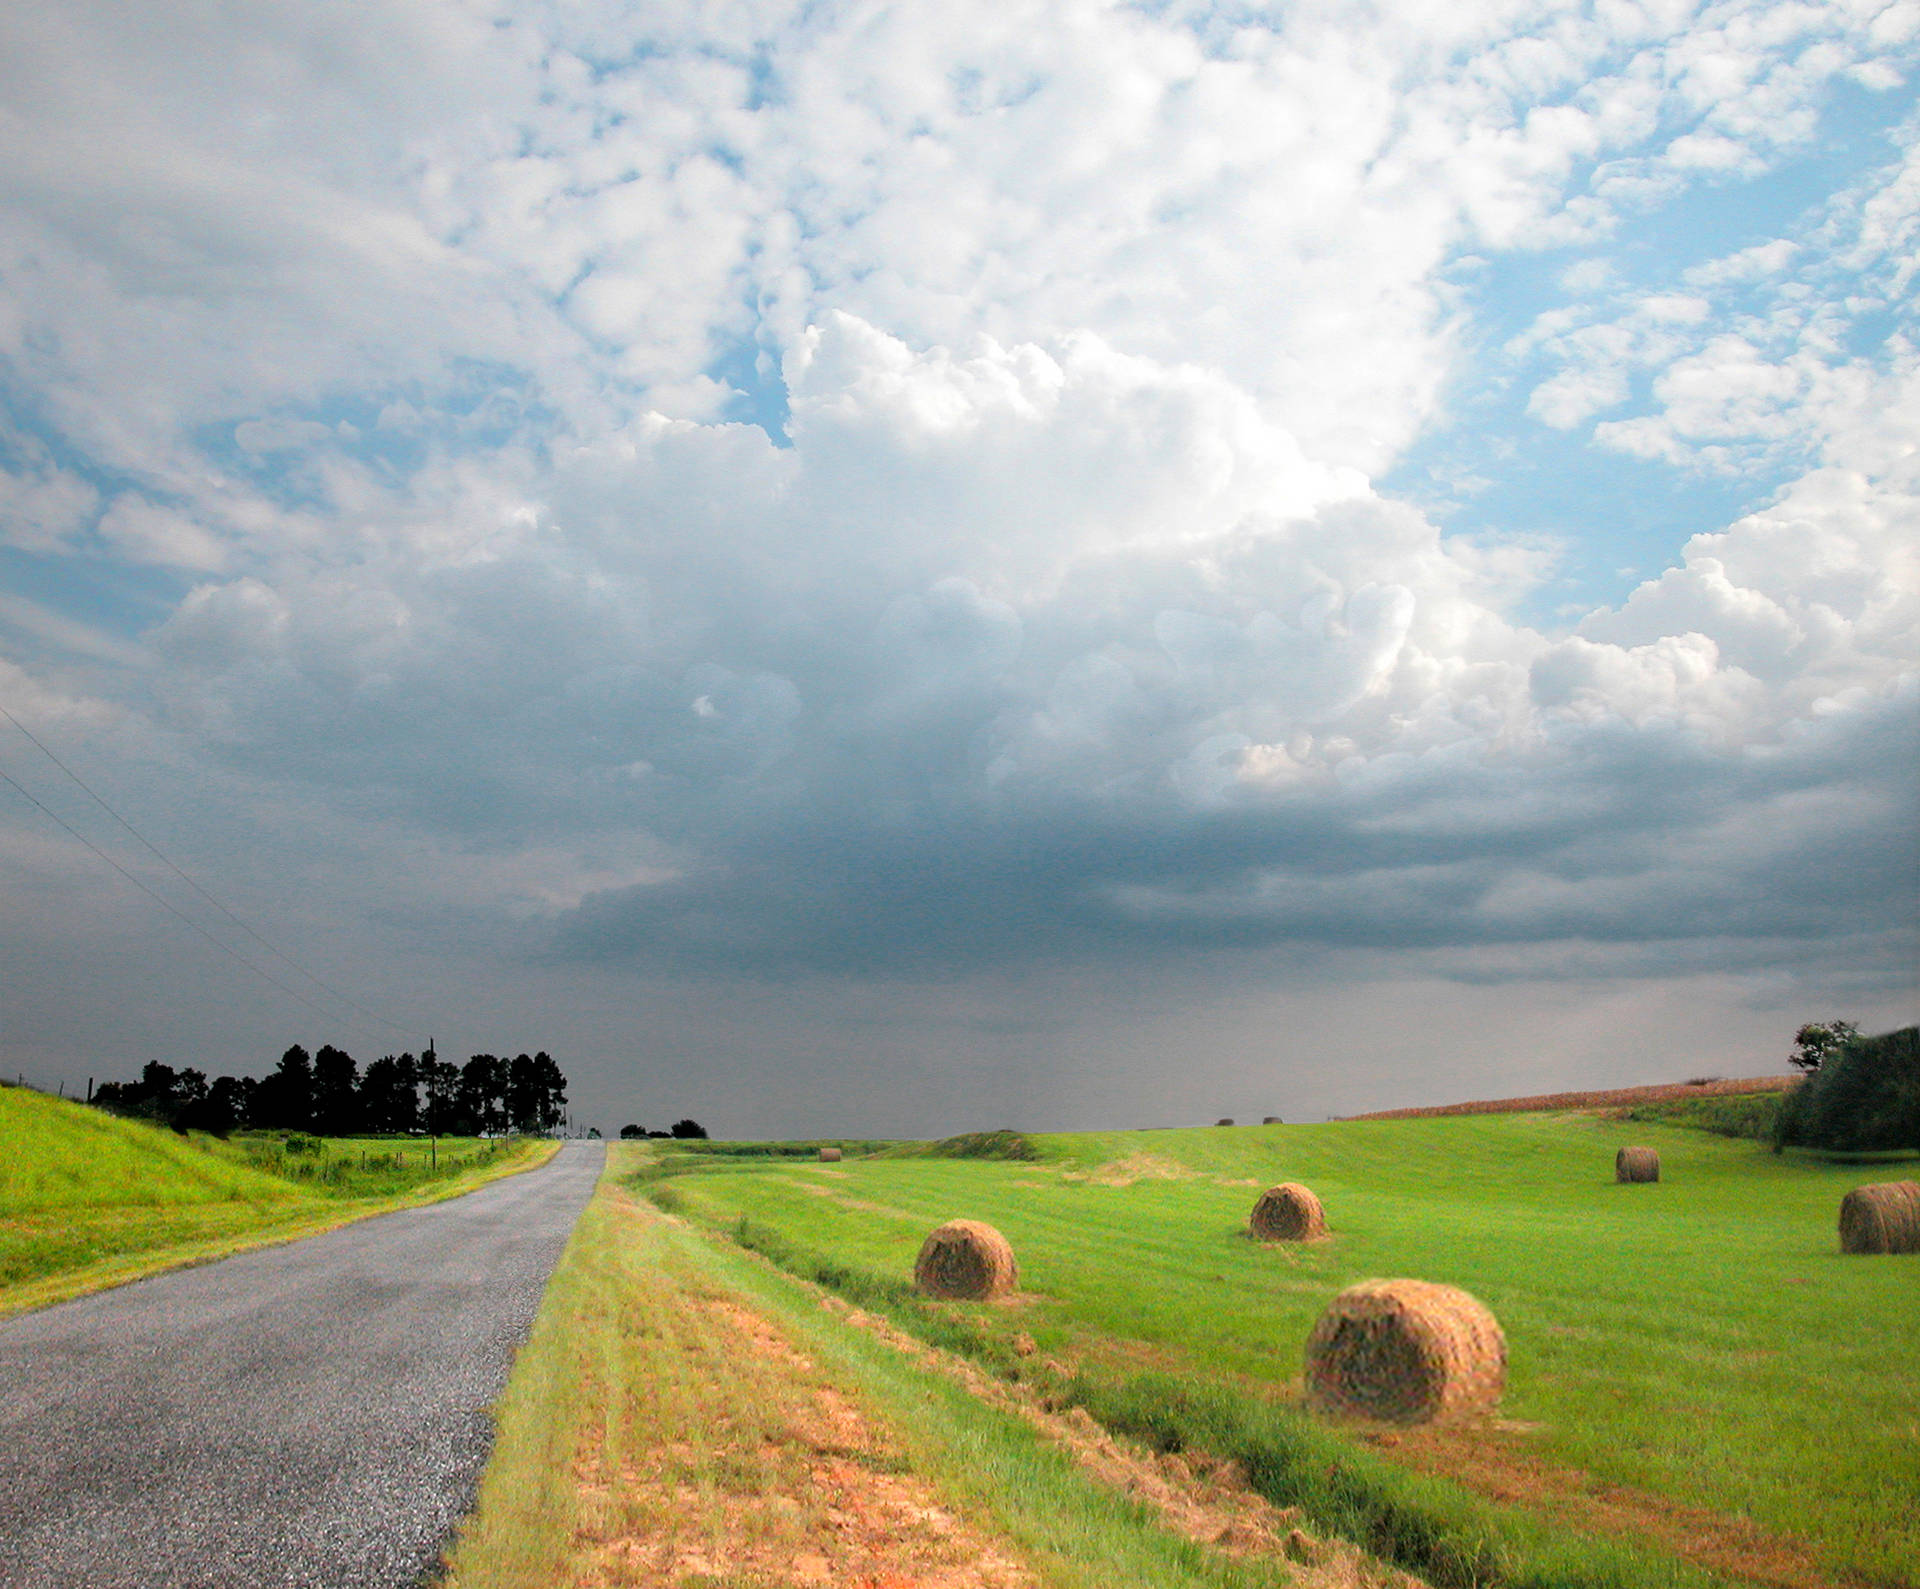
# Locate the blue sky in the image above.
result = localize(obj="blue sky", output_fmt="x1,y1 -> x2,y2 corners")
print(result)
1,0 -> 1914,1134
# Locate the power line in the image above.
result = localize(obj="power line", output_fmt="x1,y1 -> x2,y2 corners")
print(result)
0,757 -> 355,1030
0,704 -> 415,1040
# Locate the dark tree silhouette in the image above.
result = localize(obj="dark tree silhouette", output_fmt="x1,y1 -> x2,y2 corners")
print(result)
459,1054 -> 508,1136
253,1045 -> 314,1132
88,1040 -> 570,1140
359,1053 -> 420,1134
311,1045 -> 361,1135
670,1118 -> 708,1140
417,1047 -> 460,1135
1790,1020 -> 1860,1074
507,1051 -> 568,1134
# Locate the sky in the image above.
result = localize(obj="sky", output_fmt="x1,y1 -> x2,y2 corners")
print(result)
1,0 -> 1915,1138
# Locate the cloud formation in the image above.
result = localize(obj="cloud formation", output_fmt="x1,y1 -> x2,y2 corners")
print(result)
1,0 -> 1914,1124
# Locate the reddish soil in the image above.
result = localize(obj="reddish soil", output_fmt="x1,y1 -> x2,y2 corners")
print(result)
1347,1074 -> 1796,1120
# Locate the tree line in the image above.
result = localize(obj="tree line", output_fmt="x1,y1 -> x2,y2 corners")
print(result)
91,1044 -> 569,1138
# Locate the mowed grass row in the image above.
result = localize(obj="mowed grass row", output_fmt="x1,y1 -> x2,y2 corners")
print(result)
0,1084 -> 555,1316
450,1146 -> 1337,1589
652,1112 -> 1920,1586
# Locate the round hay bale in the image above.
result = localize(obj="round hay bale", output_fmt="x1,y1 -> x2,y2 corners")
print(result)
914,1219 -> 1017,1300
1250,1182 -> 1327,1242
1305,1279 -> 1505,1424
1839,1180 -> 1920,1255
1215,1117 -> 1235,1127
1615,1146 -> 1660,1183
818,1146 -> 842,1162
1262,1115 -> 1284,1125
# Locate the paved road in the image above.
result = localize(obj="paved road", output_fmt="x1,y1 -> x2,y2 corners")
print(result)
0,1140 -> 603,1589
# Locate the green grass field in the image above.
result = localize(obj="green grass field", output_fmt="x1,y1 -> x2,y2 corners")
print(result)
0,1083 -> 555,1315
640,1112 -> 1919,1588
448,1149 -> 1348,1589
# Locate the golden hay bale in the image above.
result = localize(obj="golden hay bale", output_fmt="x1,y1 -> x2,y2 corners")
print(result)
818,1146 -> 842,1162
1615,1146 -> 1660,1183
1305,1279 -> 1505,1424
1250,1182 -> 1327,1242
914,1219 -> 1017,1300
1839,1180 -> 1920,1255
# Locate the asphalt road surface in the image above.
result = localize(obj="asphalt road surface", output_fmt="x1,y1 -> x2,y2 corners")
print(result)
0,1140 -> 603,1589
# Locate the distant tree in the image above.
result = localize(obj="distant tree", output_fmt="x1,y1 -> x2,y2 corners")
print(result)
163,1067 -> 211,1133
459,1053 -> 509,1136
140,1061 -> 180,1104
419,1048 -> 460,1135
94,1062 -> 214,1132
1775,1025 -> 1918,1151
669,1118 -> 708,1140
359,1053 -> 420,1134
618,1123 -> 645,1140
195,1075 -> 248,1136
531,1051 -> 566,1133
89,1078 -> 144,1116
506,1053 -> 533,1133
254,1045 -> 314,1132
311,1045 -> 361,1136
587,1126 -> 602,1139
1790,1020 -> 1860,1074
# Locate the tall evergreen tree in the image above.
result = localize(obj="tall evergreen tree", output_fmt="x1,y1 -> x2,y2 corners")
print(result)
419,1047 -> 460,1135
459,1053 -> 508,1135
311,1045 -> 361,1136
360,1053 -> 420,1134
254,1045 -> 314,1132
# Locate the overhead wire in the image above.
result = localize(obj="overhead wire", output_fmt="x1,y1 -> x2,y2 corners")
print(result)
0,758 -> 351,1030
0,703 -> 417,1039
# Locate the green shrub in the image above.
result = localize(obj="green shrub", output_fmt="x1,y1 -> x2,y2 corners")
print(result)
926,1129 -> 1040,1161
1626,1092 -> 1782,1141
1774,1025 -> 1920,1153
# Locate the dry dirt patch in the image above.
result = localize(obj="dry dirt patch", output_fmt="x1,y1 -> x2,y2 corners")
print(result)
570,1282 -> 1034,1588
812,1293 -> 1422,1589
1349,1076 -> 1795,1120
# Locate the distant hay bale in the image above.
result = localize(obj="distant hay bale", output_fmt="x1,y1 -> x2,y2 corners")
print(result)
818,1146 -> 842,1162
1250,1182 -> 1327,1242
1839,1181 -> 1920,1255
1615,1146 -> 1660,1183
1216,1117 -> 1235,1127
1262,1115 -> 1283,1125
914,1219 -> 1017,1300
1306,1279 -> 1505,1424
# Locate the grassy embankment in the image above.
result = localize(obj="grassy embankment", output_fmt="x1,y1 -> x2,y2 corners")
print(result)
446,1144 -> 1379,1589
0,1083 -> 555,1317
632,1112 -> 1916,1589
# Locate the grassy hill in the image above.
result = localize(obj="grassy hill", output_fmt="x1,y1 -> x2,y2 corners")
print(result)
636,1110 -> 1918,1588
2,1082 -> 301,1212
0,1083 -> 554,1316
